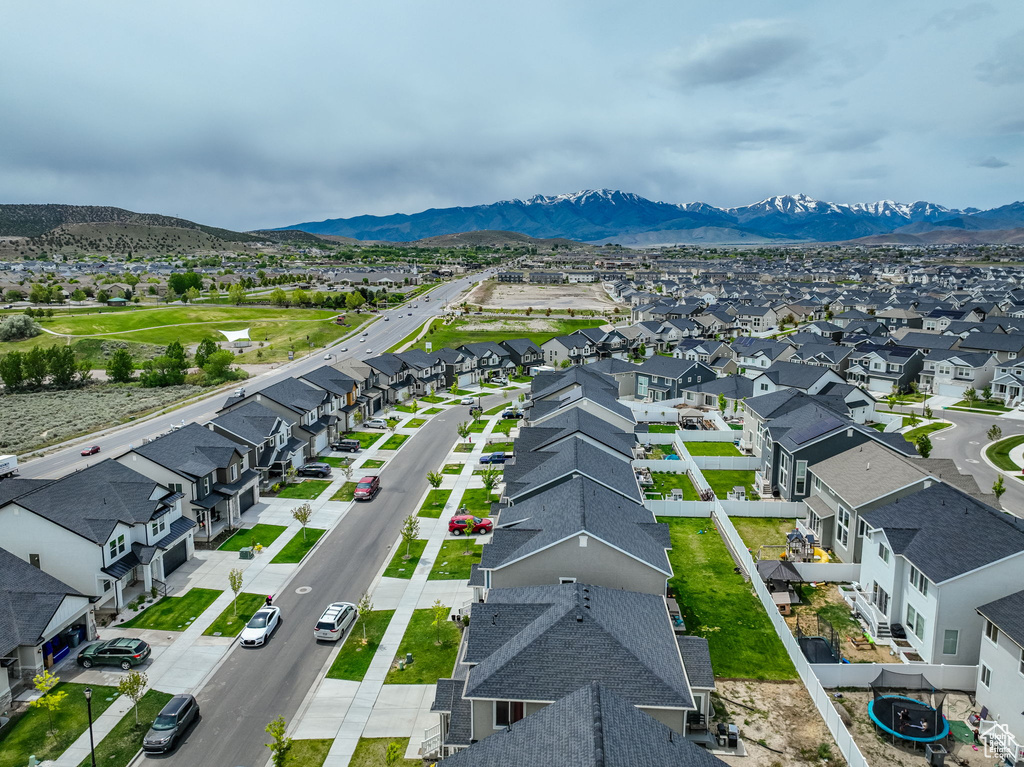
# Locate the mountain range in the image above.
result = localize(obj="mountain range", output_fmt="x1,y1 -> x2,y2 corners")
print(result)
276,190 -> 1024,245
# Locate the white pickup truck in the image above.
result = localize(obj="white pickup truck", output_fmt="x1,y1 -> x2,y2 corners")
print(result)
0,454 -> 18,479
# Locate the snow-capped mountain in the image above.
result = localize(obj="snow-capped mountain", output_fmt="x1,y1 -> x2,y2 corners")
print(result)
274,190 -> 1024,244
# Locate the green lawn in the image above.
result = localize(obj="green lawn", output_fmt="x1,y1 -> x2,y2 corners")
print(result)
0,683 -> 118,767
511,375 -> 532,383
283,739 -> 333,767
393,404 -> 420,413
361,458 -> 386,468
659,518 -> 796,680
483,403 -> 507,415
731,518 -> 796,554
271,528 -> 327,564
77,690 -> 174,767
340,431 -> 385,449
383,539 -> 428,578
459,489 -> 498,514
467,419 -> 488,433
482,441 -> 514,453
986,435 -> 1024,472
406,418 -> 426,428
493,418 -> 518,434
649,472 -> 699,500
869,423 -> 886,432
702,470 -> 759,500
448,388 -> 474,396
441,463 -> 464,474
648,424 -> 678,434
729,423 -> 743,431
903,421 -> 952,443
326,610 -> 396,681
418,489 -> 453,518
421,395 -> 445,403
952,399 -> 1010,412
203,593 -> 267,636
331,482 -> 358,501
276,479 -> 332,499
380,434 -> 409,450
429,539 -> 482,580
684,442 -> 741,456
453,443 -> 475,453
423,407 -> 443,415
118,588 -> 222,631
218,523 -> 288,551
407,317 -> 604,353
350,737 -> 420,767
384,608 -> 460,684
318,456 -> 352,467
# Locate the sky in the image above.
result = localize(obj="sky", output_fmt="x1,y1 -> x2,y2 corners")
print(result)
1,1 -> 1023,231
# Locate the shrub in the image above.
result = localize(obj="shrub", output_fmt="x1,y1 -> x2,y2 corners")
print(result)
0,314 -> 42,341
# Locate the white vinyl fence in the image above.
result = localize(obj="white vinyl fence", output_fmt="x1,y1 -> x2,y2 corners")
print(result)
717,500 -> 807,518
674,430 -> 739,443
810,663 -> 977,691
713,509 -> 871,767
645,500 -> 716,517
791,562 -> 862,583
689,455 -> 761,470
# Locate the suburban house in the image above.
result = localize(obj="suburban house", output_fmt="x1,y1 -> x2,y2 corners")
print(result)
955,332 -> 1024,363
429,583 -> 708,758
975,591 -> 1024,763
206,400 -> 305,486
499,338 -> 543,371
513,408 -> 636,461
734,305 -> 779,332
118,423 -> 259,543
855,484 -> 1024,663
0,460 -> 193,615
437,347 -> 482,389
459,342 -> 516,379
0,548 -> 93,709
300,364 -> 363,431
540,333 -> 599,367
220,377 -> 335,455
502,436 -> 641,504
749,360 -> 846,397
786,343 -> 853,375
525,367 -> 637,432
586,358 -> 640,397
991,359 -> 1024,405
845,344 -> 924,393
679,374 -> 755,412
917,350 -> 996,397
730,337 -> 795,375
634,357 -> 716,402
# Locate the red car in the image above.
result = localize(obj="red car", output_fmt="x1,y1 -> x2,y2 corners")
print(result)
353,476 -> 380,501
81,445 -> 101,456
449,514 -> 493,535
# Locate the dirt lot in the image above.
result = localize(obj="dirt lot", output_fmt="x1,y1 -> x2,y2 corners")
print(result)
714,680 -> 843,766
784,584 -> 893,664
465,281 -> 620,310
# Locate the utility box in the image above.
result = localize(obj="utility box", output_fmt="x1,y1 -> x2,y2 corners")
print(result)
239,547 -> 254,560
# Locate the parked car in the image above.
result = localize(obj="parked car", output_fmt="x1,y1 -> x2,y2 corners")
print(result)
479,452 -> 507,464
353,475 -> 380,500
365,418 -> 388,429
449,514 -> 493,535
492,377 -> 508,385
501,410 -> 522,419
460,397 -> 476,405
81,445 -> 101,456
314,602 -> 358,641
142,694 -> 199,753
77,638 -> 151,669
297,462 -> 332,478
332,439 -> 361,453
384,316 -> 389,320
239,606 -> 281,647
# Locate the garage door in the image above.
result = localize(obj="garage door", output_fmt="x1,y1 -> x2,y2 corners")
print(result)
162,539 -> 188,576
239,487 -> 256,512
937,383 -> 963,398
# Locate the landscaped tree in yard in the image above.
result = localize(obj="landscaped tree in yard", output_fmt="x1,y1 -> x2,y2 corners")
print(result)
923,405 -> 933,420
457,421 -> 471,442
118,670 -> 149,725
228,567 -> 244,615
400,515 -> 420,558
285,465 -> 297,486
430,599 -> 450,645
988,424 -> 1003,442
449,381 -> 459,395
342,463 -> 354,482
385,741 -> 403,767
292,503 -> 313,541
993,474 -> 1006,502
426,471 -> 443,494
480,467 -> 501,496
30,669 -> 67,744
265,716 -> 292,767
718,393 -> 727,412
357,592 -> 373,644
964,387 -> 978,406
915,434 -> 933,458
982,385 -> 992,402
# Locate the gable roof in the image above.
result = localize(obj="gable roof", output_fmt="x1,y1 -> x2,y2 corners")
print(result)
809,442 -> 931,507
513,409 -> 636,459
130,422 -> 245,479
754,360 -> 836,390
299,364 -> 358,396
503,437 -> 641,503
207,400 -> 289,446
251,376 -> 328,414
0,547 -> 83,656
977,590 -> 1024,650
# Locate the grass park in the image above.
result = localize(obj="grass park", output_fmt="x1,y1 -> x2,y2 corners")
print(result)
405,316 -> 611,353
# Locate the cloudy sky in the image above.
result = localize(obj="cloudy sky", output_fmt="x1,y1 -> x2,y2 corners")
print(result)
2,1 -> 1022,230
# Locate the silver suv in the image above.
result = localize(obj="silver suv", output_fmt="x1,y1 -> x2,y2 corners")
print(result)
314,602 -> 358,641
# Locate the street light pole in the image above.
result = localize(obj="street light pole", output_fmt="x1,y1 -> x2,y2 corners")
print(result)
84,687 -> 97,767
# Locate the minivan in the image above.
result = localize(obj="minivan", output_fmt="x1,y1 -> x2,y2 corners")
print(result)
143,694 -> 199,753
332,439 -> 361,453
314,602 -> 358,641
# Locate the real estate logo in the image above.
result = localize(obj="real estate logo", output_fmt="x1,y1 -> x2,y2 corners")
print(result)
981,721 -> 1020,761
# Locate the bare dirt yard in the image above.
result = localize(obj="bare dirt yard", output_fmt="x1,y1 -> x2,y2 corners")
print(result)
465,281 -> 620,311
714,680 -> 844,766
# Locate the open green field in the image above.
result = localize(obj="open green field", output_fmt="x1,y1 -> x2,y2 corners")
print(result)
407,317 -> 610,352
731,517 -> 796,554
659,518 -> 796,680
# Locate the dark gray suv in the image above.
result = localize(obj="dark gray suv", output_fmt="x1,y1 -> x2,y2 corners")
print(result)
143,694 -> 199,753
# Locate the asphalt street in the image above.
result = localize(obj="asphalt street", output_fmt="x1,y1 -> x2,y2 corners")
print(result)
154,391 -> 508,767
18,274 -> 485,479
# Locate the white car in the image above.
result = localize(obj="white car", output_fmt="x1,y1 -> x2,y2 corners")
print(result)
365,418 -> 388,428
314,602 -> 358,641
239,606 -> 281,647
460,397 -> 476,405
360,337 -> 365,342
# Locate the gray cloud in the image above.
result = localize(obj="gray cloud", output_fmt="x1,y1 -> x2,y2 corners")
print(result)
922,3 -> 996,32
976,29 -> 1024,84
974,156 -> 1010,168
670,21 -> 812,87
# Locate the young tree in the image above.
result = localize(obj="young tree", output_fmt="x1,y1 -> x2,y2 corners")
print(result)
400,514 -> 420,558
988,424 -> 1003,443
270,287 -> 289,306
96,288 -> 110,304
291,503 -> 313,542
385,741 -> 403,767
982,385 -> 992,402
915,434 -> 933,458
228,567 -> 244,615
194,337 -> 219,368
426,470 -> 443,493
30,669 -> 67,744
457,421 -> 472,442
480,467 -> 501,496
449,381 -> 459,395
265,716 -> 293,767
923,404 -> 933,420
993,474 -> 1006,502
284,465 -> 297,486
344,290 -> 365,310
184,286 -> 201,303
117,670 -> 149,726
71,288 -> 86,303
717,393 -> 727,412
342,462 -> 354,482
430,599 -> 450,645
963,387 -> 978,406
228,283 -> 246,305
357,591 -> 373,644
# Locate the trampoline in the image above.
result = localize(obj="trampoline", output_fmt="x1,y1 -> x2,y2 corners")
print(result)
795,614 -> 842,664
869,670 -> 950,746
799,636 -> 841,664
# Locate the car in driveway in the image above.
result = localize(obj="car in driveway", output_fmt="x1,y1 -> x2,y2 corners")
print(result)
77,638 -> 151,669
81,445 -> 101,456
353,475 -> 380,500
449,514 -> 493,535
142,694 -> 199,753
479,452 -> 507,464
297,462 -> 332,478
239,606 -> 281,647
365,418 -> 388,429
501,410 -> 523,419
332,439 -> 361,453
314,602 -> 358,641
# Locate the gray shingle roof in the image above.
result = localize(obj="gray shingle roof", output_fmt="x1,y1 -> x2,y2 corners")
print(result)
513,409 -> 636,459
676,636 -> 715,690
131,422 -> 245,479
300,364 -> 357,396
977,590 -> 1024,650
503,437 -> 640,503
863,483 -> 1024,582
464,583 -> 693,709
755,360 -> 834,390
438,683 -> 726,767
253,376 -> 328,415
0,547 -> 83,656
207,401 -> 289,446
810,443 -> 931,507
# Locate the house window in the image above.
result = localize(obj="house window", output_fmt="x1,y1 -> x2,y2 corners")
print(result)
878,543 -> 890,564
837,507 -> 850,548
856,519 -> 867,538
1019,649 -> 1024,677
942,629 -> 959,656
494,701 -> 524,729
150,517 -> 167,538
108,534 -> 126,560
230,464 -> 238,482
637,376 -> 648,397
906,604 -> 925,639
813,475 -> 821,492
980,664 -> 992,688
795,461 -> 808,495
985,620 -> 999,644
203,476 -> 211,495
169,483 -> 183,493
778,453 -> 789,491
909,566 -> 929,597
